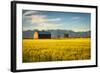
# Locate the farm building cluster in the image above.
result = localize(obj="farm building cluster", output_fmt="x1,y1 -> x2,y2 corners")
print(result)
33,31 -> 69,39
23,30 -> 90,39
23,30 -> 69,39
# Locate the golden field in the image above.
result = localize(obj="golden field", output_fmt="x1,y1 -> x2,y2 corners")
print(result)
22,38 -> 91,63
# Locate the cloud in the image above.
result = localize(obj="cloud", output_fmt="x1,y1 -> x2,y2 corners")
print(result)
23,10 -> 62,30
47,18 -> 61,22
31,15 -> 61,24
30,22 -> 63,30
30,15 -> 62,30
31,15 -> 47,24
23,11 -> 39,16
23,10 -> 61,22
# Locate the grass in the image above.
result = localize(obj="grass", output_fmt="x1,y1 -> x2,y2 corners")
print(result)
22,38 -> 91,63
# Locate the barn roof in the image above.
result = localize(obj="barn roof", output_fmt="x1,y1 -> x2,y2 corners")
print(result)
38,31 -> 51,34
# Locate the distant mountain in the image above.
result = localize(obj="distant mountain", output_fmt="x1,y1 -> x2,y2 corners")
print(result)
23,30 -> 34,39
23,30 -> 91,39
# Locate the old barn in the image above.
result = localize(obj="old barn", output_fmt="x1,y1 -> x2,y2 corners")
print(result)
33,31 -> 51,39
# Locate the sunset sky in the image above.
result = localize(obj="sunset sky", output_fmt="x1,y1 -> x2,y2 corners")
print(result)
22,10 -> 91,32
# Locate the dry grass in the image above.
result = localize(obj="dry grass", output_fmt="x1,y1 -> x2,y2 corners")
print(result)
22,38 -> 91,63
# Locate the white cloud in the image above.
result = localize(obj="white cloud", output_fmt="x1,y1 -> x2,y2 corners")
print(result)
23,11 -> 37,16
23,10 -> 62,30
47,18 -> 61,22
31,22 -> 62,30
31,15 -> 47,24
31,15 -> 61,23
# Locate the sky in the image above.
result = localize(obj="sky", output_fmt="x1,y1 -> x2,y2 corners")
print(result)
22,10 -> 91,32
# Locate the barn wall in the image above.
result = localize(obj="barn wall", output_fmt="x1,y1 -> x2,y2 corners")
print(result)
39,34 -> 51,39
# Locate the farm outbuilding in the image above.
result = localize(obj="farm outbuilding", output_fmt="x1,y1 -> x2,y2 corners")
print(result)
64,34 -> 69,38
33,31 -> 51,39
33,31 -> 39,39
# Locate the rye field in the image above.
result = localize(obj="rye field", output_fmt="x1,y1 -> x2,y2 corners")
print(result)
22,38 -> 91,63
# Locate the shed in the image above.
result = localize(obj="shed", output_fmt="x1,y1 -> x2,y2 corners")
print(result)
33,31 -> 51,39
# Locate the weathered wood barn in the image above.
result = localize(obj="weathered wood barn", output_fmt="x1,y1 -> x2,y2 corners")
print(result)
34,31 -> 51,39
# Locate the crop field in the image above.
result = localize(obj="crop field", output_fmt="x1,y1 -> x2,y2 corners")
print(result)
22,38 -> 91,63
